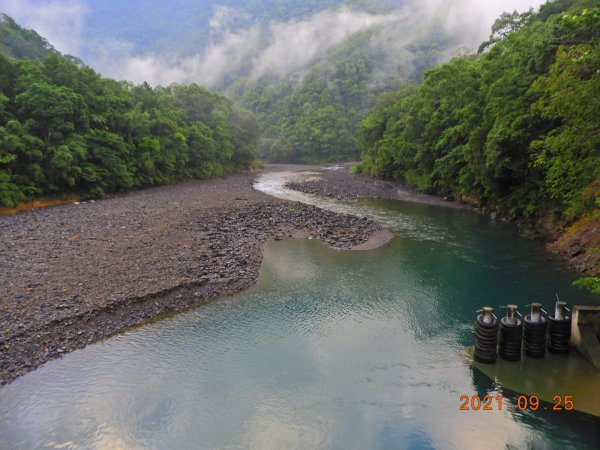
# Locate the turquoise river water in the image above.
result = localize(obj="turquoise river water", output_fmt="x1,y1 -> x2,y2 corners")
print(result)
0,170 -> 598,449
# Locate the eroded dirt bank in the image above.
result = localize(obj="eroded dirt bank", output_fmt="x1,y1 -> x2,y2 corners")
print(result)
0,167 -> 385,384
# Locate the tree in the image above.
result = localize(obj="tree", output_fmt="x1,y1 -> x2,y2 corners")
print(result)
358,1 -> 599,223
478,10 -> 534,53
15,82 -> 88,143
0,34 -> 260,206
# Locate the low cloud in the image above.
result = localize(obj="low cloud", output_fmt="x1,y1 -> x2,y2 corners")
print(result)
94,7 -> 399,87
209,5 -> 249,33
248,8 -> 397,80
2,0 -> 547,87
92,0 -> 546,88
419,0 -> 544,46
1,0 -> 88,56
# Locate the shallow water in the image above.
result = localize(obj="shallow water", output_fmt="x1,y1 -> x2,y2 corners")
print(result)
0,172 -> 598,449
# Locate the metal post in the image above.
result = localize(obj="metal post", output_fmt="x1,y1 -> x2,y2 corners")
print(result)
482,306 -> 494,324
506,304 -> 518,325
555,301 -> 567,321
530,302 -> 542,323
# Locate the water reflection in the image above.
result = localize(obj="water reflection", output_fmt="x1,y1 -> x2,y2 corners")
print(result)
470,366 -> 600,449
0,172 -> 598,449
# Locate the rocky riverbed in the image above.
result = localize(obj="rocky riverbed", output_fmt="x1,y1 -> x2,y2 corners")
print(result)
285,164 -> 599,275
0,168 -> 384,385
285,164 -> 467,209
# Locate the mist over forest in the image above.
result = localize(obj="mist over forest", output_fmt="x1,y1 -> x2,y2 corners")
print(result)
1,0 -> 597,241
2,1 -> 546,82
2,1 -> 600,443
3,0 -> 547,162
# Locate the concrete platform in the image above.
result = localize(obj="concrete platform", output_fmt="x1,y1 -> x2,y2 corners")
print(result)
571,305 -> 600,369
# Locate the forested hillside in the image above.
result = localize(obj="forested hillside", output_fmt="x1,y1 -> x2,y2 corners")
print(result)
41,0 -> 498,163
357,0 -> 599,225
5,1 -> 527,164
0,14 -> 58,61
0,24 -> 259,207
232,29 -> 449,162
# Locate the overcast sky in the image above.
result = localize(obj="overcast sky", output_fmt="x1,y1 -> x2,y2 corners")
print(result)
2,0 -> 549,86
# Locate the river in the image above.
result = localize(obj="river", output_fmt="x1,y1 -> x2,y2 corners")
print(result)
0,170 -> 598,449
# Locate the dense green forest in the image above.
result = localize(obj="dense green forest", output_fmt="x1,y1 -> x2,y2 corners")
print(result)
357,0 -> 599,224
232,33 -> 384,163
0,14 -> 61,62
4,1 -> 473,164
68,0 -> 454,163
0,26 -> 259,207
231,27 -> 453,163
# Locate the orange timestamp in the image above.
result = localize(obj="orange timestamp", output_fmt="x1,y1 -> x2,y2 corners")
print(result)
459,395 -> 574,411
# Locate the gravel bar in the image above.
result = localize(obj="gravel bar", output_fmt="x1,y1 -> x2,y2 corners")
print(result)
0,167 -> 383,385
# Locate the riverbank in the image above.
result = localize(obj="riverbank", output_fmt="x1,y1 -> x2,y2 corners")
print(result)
0,167 -> 385,385
285,163 -> 468,209
285,165 -> 599,275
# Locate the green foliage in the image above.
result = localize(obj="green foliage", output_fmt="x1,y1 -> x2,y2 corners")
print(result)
560,7 -> 600,43
63,2 -> 464,165
0,44 -> 259,206
231,29 -> 448,163
358,1 -> 600,223
0,14 -> 57,61
478,9 -> 535,53
573,277 -> 600,294
573,246 -> 600,294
